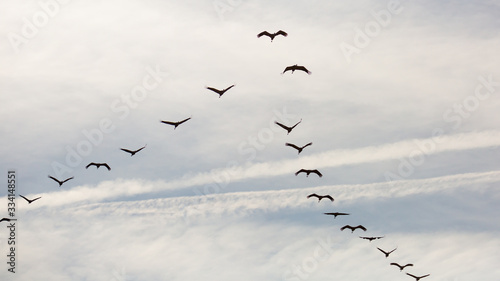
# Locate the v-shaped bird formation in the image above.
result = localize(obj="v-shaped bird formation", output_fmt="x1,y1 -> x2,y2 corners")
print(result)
14,28 -> 434,280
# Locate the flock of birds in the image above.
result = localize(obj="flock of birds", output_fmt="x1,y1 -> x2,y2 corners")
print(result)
1,29 -> 431,280
258,29 -> 431,281
304,192 -> 430,280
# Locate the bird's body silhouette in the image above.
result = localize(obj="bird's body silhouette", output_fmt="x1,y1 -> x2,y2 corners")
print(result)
295,169 -> 322,177
390,263 -> 414,271
377,247 -> 397,258
257,30 -> 288,41
120,144 -> 147,156
206,85 -> 235,98
0,218 -> 16,223
307,193 -> 333,202
406,273 -> 430,281
324,212 -> 349,218
285,142 -> 312,154
282,64 -> 311,75
19,195 -> 41,204
359,236 -> 384,242
48,175 -> 74,187
161,116 -> 191,129
340,225 -> 367,233
275,119 -> 302,134
86,162 -> 111,171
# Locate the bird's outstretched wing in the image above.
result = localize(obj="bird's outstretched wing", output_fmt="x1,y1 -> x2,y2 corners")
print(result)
223,85 -> 235,92
102,163 -> 111,171
356,225 -> 367,231
285,143 -> 301,150
62,177 -> 74,183
276,30 -> 288,37
296,65 -> 311,74
48,175 -> 61,184
86,163 -> 95,169
340,225 -> 353,231
257,31 -> 272,38
134,144 -> 147,153
311,169 -> 323,177
322,195 -> 333,201
406,273 -> 418,279
290,119 -> 302,130
121,148 -> 134,154
178,117 -> 191,124
295,169 -> 307,176
160,120 -> 177,126
306,193 -> 319,199
275,121 -> 290,131
282,66 -> 294,74
0,218 -> 14,222
302,142 -> 313,149
206,87 -> 222,94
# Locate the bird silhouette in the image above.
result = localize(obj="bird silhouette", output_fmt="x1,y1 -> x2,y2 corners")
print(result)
282,64 -> 311,75
0,218 -> 16,223
377,247 -> 397,258
390,263 -> 414,271
275,119 -> 302,134
406,273 -> 430,281
295,169 -> 322,178
307,193 -> 333,202
206,85 -> 235,98
161,116 -> 192,129
19,195 -> 41,204
86,162 -> 111,171
257,30 -> 288,41
323,212 -> 349,218
285,142 -> 312,154
48,175 -> 74,187
120,144 -> 147,156
340,225 -> 367,233
359,236 -> 384,242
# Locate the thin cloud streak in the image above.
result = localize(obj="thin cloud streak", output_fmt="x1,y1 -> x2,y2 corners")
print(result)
8,130 -> 500,208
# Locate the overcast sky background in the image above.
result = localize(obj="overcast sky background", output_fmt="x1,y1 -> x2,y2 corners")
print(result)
1,0 -> 500,280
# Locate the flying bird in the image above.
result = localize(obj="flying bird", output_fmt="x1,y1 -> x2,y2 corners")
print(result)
323,212 -> 349,218
86,162 -> 111,171
282,64 -> 311,75
359,236 -> 384,242
48,175 -> 74,187
161,116 -> 192,129
377,247 -> 397,258
0,218 -> 16,223
257,30 -> 288,41
390,263 -> 414,271
275,119 -> 302,134
406,273 -> 430,281
295,169 -> 322,178
340,225 -> 367,233
19,195 -> 41,204
206,85 -> 235,98
120,144 -> 147,156
307,193 -> 333,202
285,142 -> 312,154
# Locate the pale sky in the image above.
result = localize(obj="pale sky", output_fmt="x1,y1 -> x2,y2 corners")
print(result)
1,0 -> 499,280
